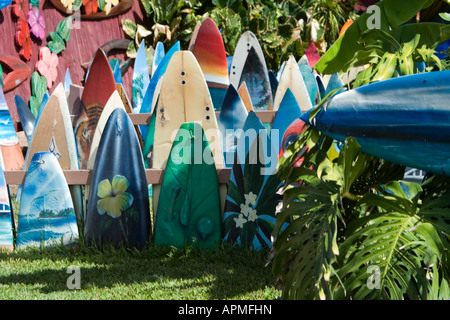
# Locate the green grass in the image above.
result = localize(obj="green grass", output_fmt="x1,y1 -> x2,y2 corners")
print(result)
0,242 -> 280,300
3,193 -> 279,300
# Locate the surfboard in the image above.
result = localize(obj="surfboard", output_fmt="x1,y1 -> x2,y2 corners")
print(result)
16,151 -> 79,250
0,87 -> 24,171
325,72 -> 346,97
237,82 -> 254,112
190,17 -> 229,110
217,84 -> 248,167
235,46 -> 273,110
84,108 -> 150,250
87,91 -> 126,170
301,71 -> 450,176
278,118 -> 308,167
270,88 -> 302,153
139,41 -> 180,138
305,40 -> 321,68
229,31 -> 267,89
15,94 -> 36,146
223,111 -> 283,250
68,84 -> 84,117
154,122 -> 222,249
152,42 -> 165,77
74,49 -> 117,169
152,50 -> 226,219
273,55 -> 312,113
23,83 -> 83,227
0,152 -> 14,252
299,61 -> 321,106
142,104 -> 157,169
268,70 -> 278,99
132,39 -> 150,113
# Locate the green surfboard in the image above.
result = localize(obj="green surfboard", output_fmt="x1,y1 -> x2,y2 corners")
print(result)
154,122 -> 221,249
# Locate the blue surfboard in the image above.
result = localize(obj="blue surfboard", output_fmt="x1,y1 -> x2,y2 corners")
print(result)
301,71 -> 450,176
16,152 -> 79,250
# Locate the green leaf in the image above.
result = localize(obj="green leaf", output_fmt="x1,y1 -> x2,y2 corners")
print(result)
31,71 -> 47,105
98,0 -> 105,11
47,32 -> 66,54
122,18 -> 137,39
56,16 -> 73,42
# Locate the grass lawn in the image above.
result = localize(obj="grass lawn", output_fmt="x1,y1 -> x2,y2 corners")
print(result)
0,194 -> 280,300
0,243 -> 280,300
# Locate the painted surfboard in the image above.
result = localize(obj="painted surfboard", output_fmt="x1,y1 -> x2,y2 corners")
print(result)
152,42 -> 165,77
273,55 -> 312,113
84,108 -> 151,250
139,41 -> 180,138
299,58 -> 321,106
0,87 -> 24,171
217,84 -> 248,167
16,152 -> 79,250
278,118 -> 308,167
132,39 -> 150,113
268,70 -> 278,99
325,72 -> 346,97
0,54 -> 32,93
305,40 -> 321,68
152,50 -> 226,218
154,122 -> 222,249
316,74 -> 327,99
270,88 -> 302,153
68,84 -> 84,117
301,71 -> 450,176
0,152 -> 14,252
74,49 -> 117,169
229,31 -> 267,89
23,83 -> 83,226
223,111 -> 284,250
142,104 -> 157,169
191,17 -> 229,110
236,46 -> 273,110
237,82 -> 254,112
15,94 -> 36,146
87,91 -> 126,170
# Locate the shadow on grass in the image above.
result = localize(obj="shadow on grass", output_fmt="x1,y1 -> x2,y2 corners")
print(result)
0,241 -> 279,299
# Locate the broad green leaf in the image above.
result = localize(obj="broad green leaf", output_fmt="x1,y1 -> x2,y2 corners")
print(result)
56,16 -> 73,42
31,71 -> 47,105
47,33 -> 66,54
371,52 -> 397,82
122,18 -> 137,39
97,0 -> 105,11
0,64 -> 3,88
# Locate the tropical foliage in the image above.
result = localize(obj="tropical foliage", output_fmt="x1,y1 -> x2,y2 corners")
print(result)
122,0 -> 359,72
272,124 -> 450,300
271,0 -> 450,300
